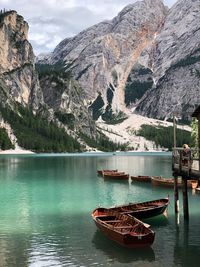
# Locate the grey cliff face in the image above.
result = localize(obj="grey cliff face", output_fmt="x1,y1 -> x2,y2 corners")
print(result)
38,0 -> 200,121
0,10 -> 43,109
38,70 -> 94,135
0,10 -> 94,137
136,0 -> 200,119
38,0 -> 167,116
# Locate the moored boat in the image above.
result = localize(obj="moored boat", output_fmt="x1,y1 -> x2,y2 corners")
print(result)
151,176 -> 197,188
91,210 -> 155,248
97,169 -> 118,176
93,198 -> 169,220
131,175 -> 152,183
103,171 -> 129,180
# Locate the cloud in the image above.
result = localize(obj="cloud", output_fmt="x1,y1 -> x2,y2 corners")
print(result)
0,0 -> 177,55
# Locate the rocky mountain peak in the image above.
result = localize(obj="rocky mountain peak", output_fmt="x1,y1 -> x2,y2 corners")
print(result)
152,0 -> 200,78
0,10 -> 43,108
0,10 -> 31,73
36,0 -> 200,122
136,0 -> 200,120
37,0 -> 167,118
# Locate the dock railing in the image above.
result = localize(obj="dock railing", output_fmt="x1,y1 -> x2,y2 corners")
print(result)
172,148 -> 200,178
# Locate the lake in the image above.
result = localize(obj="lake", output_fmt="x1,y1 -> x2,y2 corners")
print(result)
0,152 -> 199,267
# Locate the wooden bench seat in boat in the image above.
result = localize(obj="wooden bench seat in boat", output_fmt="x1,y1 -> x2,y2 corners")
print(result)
114,225 -> 133,229
103,220 -> 122,223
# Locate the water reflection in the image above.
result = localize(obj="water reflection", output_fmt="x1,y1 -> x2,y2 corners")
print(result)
173,220 -> 200,267
143,214 -> 169,228
92,230 -> 155,263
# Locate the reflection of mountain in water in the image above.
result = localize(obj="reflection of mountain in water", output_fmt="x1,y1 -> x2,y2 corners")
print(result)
92,230 -> 155,264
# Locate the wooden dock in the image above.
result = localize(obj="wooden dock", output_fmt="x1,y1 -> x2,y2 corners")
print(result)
172,148 -> 200,179
172,148 -> 200,220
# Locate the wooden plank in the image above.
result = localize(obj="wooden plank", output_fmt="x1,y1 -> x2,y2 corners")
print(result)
103,220 -> 121,223
114,225 -> 133,229
174,174 -> 179,214
182,176 -> 189,221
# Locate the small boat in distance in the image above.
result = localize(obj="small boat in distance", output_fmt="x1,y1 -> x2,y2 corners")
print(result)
151,176 -> 197,188
103,171 -> 129,180
91,211 -> 155,248
93,198 -> 169,220
97,169 -> 118,176
131,175 -> 152,183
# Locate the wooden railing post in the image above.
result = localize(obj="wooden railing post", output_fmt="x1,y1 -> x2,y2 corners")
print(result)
179,151 -> 183,173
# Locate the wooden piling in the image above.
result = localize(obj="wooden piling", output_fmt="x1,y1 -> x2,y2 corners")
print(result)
182,176 -> 189,221
174,175 -> 179,214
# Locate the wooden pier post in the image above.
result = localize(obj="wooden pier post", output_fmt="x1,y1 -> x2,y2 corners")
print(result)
174,175 -> 179,214
182,176 -> 189,221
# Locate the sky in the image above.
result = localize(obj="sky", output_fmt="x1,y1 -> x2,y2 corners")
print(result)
0,0 -> 177,55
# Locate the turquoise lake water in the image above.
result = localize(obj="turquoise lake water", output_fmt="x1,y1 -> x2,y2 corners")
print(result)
0,152 -> 199,267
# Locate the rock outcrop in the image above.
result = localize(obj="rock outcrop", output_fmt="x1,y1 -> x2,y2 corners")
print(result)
136,0 -> 200,120
0,10 -> 95,143
0,10 -> 43,109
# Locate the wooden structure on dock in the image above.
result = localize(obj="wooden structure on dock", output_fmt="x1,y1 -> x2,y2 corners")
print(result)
172,147 -> 199,220
172,148 -> 200,179
172,106 -> 200,220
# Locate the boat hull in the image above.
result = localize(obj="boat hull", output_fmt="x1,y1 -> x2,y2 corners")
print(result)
131,176 -> 151,183
103,173 -> 129,180
94,198 -> 169,220
92,213 -> 155,249
94,221 -> 154,248
127,204 -> 168,219
97,170 -> 117,176
151,177 -> 197,188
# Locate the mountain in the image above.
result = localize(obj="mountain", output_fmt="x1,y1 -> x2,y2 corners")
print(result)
0,10 -> 42,110
136,0 -> 200,120
0,10 -> 95,152
38,0 -> 200,122
1,0 -> 198,152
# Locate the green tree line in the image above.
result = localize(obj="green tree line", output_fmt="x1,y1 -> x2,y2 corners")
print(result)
0,104 -> 81,152
0,127 -> 14,150
137,124 -> 191,150
79,131 -> 128,152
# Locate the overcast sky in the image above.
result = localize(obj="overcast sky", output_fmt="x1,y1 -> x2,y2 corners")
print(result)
0,0 -> 177,55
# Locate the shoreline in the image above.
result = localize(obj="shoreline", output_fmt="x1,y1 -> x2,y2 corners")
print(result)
0,149 -> 171,155
0,149 -> 35,154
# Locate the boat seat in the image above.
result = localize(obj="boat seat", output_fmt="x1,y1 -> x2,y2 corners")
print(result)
103,220 -> 121,223
114,225 -> 133,229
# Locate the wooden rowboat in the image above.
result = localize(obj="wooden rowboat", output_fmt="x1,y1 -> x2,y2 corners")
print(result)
97,169 -> 118,176
103,171 -> 129,180
151,176 -> 177,187
93,198 -> 169,220
91,211 -> 155,248
151,176 -> 197,188
131,175 -> 152,183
